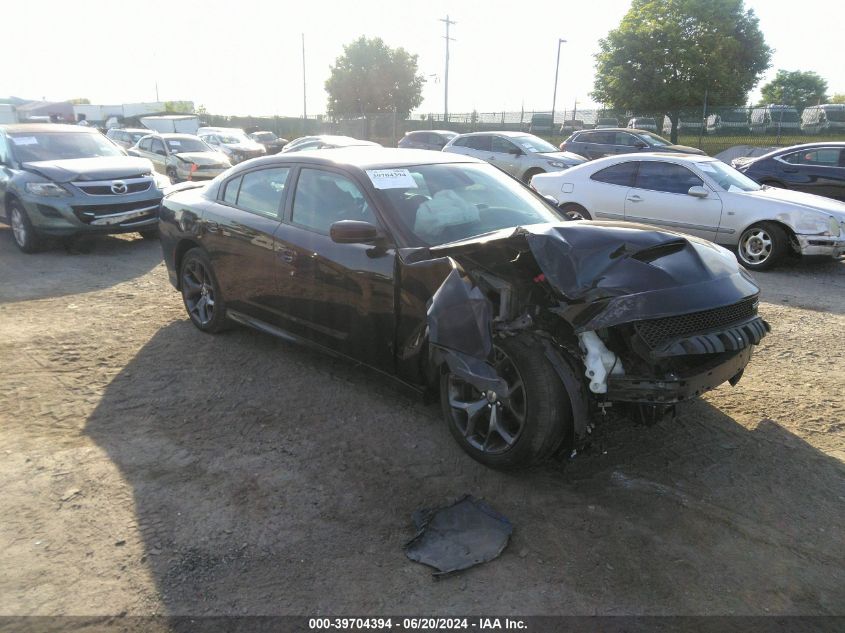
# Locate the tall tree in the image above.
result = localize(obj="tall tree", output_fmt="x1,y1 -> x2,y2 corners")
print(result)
325,36 -> 424,119
760,70 -> 828,110
831,94 -> 845,105
592,0 -> 771,142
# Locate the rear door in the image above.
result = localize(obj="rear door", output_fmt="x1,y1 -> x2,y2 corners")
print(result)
583,161 -> 638,220
272,166 -> 397,371
778,147 -> 845,200
624,160 -> 723,241
487,136 -> 522,177
582,131 -> 616,160
200,166 -> 292,323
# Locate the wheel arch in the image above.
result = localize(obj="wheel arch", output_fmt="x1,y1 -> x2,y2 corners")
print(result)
737,218 -> 800,254
173,238 -> 203,288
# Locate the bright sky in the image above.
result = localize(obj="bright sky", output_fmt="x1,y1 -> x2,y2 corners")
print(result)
4,0 -> 843,117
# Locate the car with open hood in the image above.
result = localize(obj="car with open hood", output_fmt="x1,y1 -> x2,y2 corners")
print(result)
196,127 -> 266,164
530,153 -> 845,270
158,148 -> 769,469
0,123 -> 166,252
443,131 -> 586,183
128,133 -> 231,183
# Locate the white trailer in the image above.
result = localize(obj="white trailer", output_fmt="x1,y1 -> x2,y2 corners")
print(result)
140,115 -> 200,134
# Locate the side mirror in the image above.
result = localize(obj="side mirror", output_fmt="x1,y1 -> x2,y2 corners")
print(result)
688,186 -> 709,198
634,141 -> 648,149
330,220 -> 381,244
509,147 -> 523,156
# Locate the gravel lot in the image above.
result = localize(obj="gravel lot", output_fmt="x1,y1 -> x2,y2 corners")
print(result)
0,226 -> 843,616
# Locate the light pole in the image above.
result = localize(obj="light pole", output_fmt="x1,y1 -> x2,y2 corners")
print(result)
551,38 -> 567,130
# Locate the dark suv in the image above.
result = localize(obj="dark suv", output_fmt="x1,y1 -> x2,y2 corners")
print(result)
397,130 -> 457,151
0,124 -> 165,252
561,128 -> 705,161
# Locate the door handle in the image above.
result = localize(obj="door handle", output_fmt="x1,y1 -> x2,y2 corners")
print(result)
627,195 -> 643,202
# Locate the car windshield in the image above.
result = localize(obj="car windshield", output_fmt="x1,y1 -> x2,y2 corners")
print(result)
635,131 -> 672,147
697,160 -> 761,192
9,131 -> 124,162
372,162 -> 561,247
511,135 -> 559,153
219,134 -> 245,144
825,109 -> 845,122
252,132 -> 276,141
166,138 -> 211,153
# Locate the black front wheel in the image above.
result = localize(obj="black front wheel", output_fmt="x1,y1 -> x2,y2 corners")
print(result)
180,248 -> 228,333
440,334 -> 572,470
560,203 -> 592,221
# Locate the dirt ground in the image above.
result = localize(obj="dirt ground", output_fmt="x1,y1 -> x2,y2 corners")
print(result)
0,226 -> 843,617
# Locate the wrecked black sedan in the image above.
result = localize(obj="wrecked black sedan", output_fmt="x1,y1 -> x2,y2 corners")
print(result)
160,149 -> 769,469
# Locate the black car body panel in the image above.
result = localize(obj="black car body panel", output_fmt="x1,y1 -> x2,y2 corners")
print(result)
736,143 -> 845,202
160,149 -> 768,444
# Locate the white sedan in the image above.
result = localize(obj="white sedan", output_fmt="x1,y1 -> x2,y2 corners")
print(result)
530,153 -> 845,270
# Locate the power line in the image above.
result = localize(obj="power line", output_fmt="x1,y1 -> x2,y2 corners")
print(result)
439,15 -> 456,123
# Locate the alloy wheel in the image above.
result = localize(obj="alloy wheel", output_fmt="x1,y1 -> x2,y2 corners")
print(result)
446,347 -> 527,454
10,207 -> 27,248
182,260 -> 216,325
739,227 -> 773,265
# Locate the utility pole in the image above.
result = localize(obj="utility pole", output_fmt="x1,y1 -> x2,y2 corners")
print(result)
440,15 -> 456,123
551,38 -> 567,129
302,33 -> 307,119
155,81 -> 159,103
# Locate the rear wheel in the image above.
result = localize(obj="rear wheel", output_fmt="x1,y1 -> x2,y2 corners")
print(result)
180,248 -> 228,333
560,203 -> 592,221
8,201 -> 42,253
736,222 -> 789,270
441,333 -> 572,470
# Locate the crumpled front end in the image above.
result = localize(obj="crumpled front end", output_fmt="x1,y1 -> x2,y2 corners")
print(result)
421,221 -> 770,431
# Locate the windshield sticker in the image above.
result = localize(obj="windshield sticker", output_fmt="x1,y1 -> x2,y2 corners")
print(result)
169,140 -> 181,146
366,168 -> 418,189
11,136 -> 38,146
520,142 -> 534,149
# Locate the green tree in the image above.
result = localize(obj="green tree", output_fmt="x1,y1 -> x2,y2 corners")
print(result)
163,101 -> 194,113
592,0 -> 771,142
831,93 -> 845,104
760,70 -> 828,110
68,98 -> 91,104
325,36 -> 424,119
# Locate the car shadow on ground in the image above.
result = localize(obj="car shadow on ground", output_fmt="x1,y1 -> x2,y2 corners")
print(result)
84,320 -> 845,615
0,225 -> 162,304
752,255 -> 845,315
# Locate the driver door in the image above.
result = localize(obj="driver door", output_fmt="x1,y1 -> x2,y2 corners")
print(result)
148,137 -> 168,174
271,166 -> 397,371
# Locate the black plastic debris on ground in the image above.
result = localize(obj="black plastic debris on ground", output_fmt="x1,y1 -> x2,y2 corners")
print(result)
404,495 -> 513,577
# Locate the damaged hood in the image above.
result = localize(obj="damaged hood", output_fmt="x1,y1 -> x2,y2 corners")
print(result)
433,221 -> 760,331
22,157 -> 154,182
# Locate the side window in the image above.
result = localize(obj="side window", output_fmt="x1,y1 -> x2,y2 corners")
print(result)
451,137 -> 468,148
615,132 -> 640,147
139,138 -> 152,151
221,175 -> 242,205
151,138 -> 166,155
491,136 -> 517,154
798,149 -> 841,166
572,132 -> 590,143
466,135 -> 492,152
234,167 -> 291,218
592,131 -> 615,144
292,169 -> 377,234
635,162 -> 703,194
591,162 -> 638,187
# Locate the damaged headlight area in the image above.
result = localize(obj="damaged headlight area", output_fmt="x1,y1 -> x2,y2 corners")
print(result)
424,222 -> 770,468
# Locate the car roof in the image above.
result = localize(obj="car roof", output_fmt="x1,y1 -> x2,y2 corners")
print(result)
160,133 -> 202,140
227,147 -> 480,173
1,123 -> 99,134
122,128 -> 151,133
578,127 -> 653,133
407,129 -> 455,135
453,131 -> 539,138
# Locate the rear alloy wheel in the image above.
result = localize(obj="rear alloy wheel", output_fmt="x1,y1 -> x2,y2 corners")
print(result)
180,248 -> 228,333
9,201 -> 42,253
737,222 -> 788,271
560,203 -> 592,221
441,334 -> 572,470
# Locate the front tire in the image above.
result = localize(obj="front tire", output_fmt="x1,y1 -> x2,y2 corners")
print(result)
180,248 -> 228,333
440,334 -> 572,470
736,222 -> 789,271
522,168 -> 545,185
8,201 -> 42,253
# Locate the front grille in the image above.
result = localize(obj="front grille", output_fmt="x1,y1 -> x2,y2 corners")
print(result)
635,297 -> 759,350
76,182 -> 151,195
72,198 -> 160,223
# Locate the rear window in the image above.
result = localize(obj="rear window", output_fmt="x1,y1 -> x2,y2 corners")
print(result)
591,162 -> 638,187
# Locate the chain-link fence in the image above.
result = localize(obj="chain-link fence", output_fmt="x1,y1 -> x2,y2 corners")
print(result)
201,103 -> 845,155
